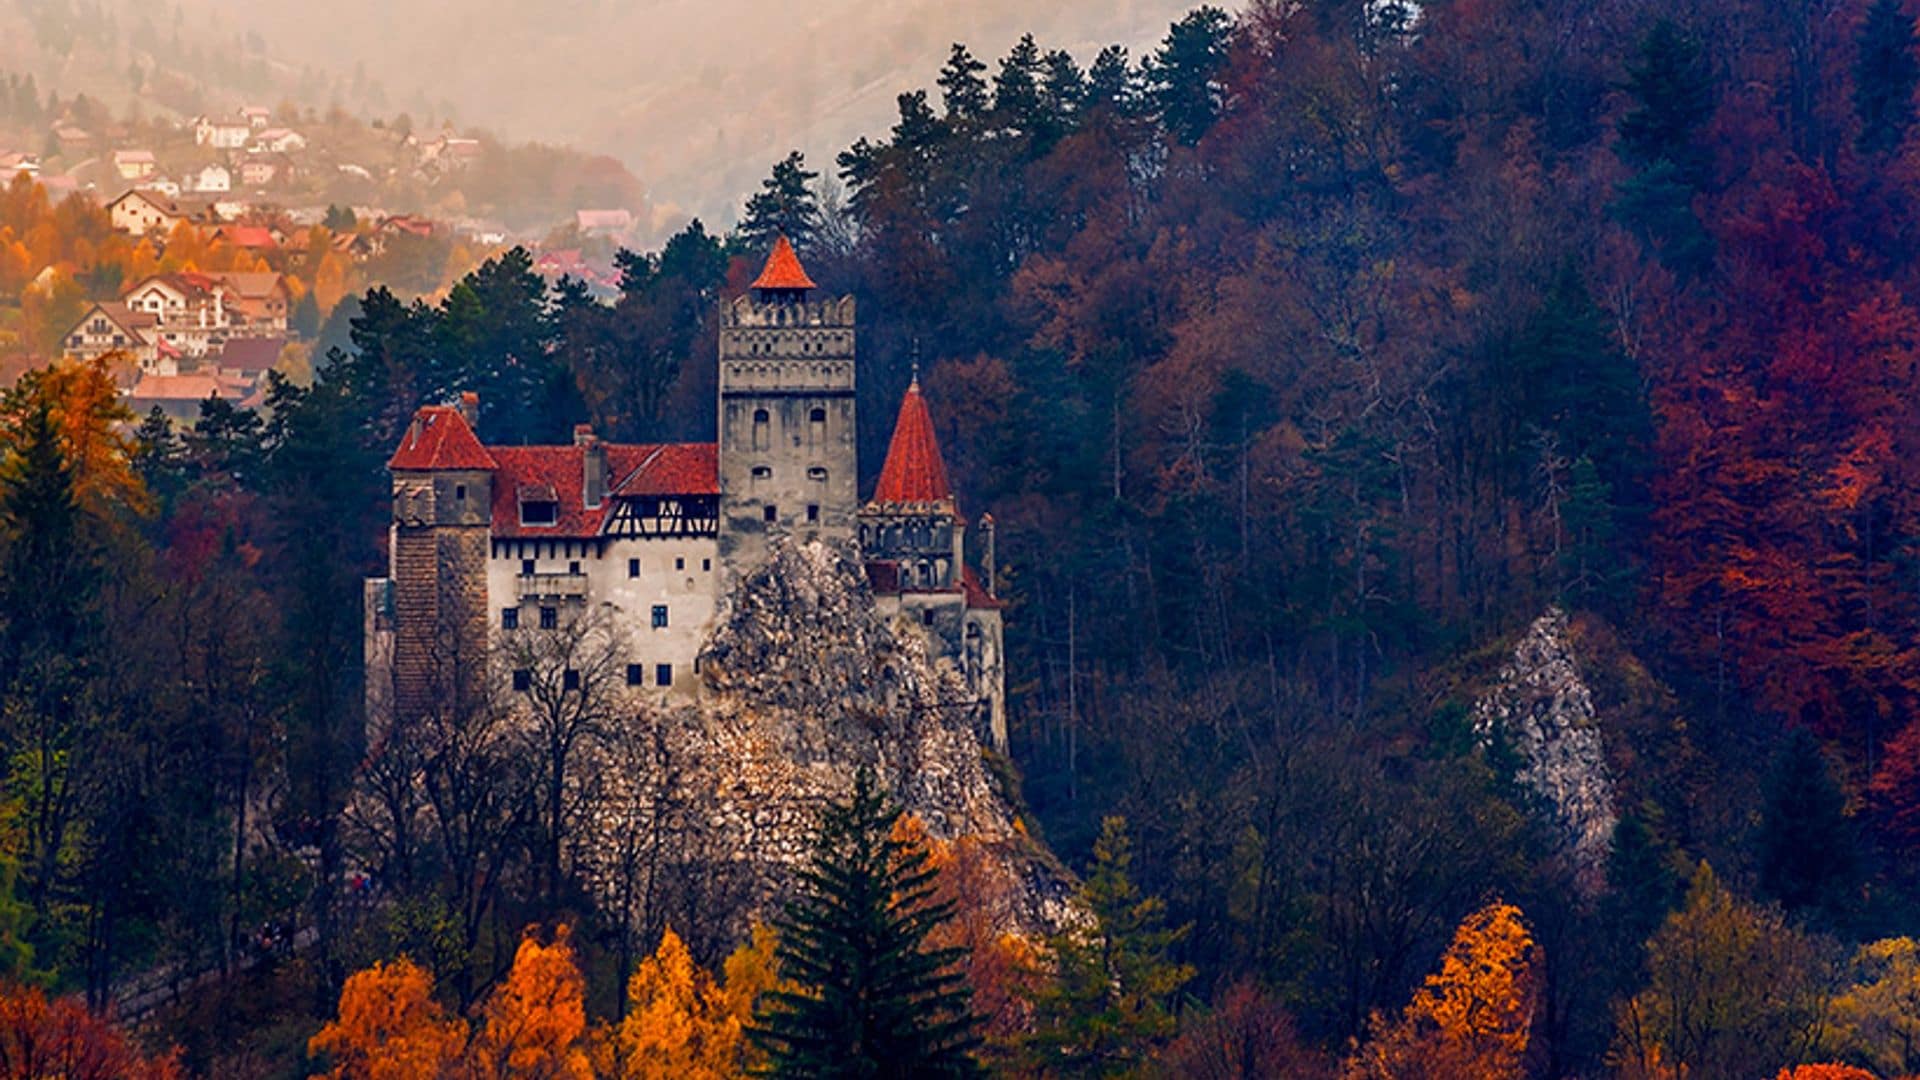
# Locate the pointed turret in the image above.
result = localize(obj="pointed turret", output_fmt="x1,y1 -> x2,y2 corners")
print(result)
751,234 -> 817,294
870,376 -> 953,509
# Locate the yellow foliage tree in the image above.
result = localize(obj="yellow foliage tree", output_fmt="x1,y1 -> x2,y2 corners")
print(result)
467,924 -> 594,1080
307,957 -> 467,1080
1347,899 -> 1543,1080
596,926 -> 743,1079
1830,937 -> 1920,1077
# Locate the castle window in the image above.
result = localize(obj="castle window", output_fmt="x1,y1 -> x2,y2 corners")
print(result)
809,407 -> 826,444
568,560 -> 581,575
763,505 -> 777,523
752,408 -> 770,451
626,663 -> 643,686
540,606 -> 557,630
807,504 -> 819,523
512,669 -> 531,692
454,484 -> 466,501
808,466 -> 828,482
675,556 -> 685,570
521,559 -> 536,576
628,558 -> 640,578
651,605 -> 668,628
923,608 -> 936,626
521,500 -> 557,526
563,668 -> 580,692
501,607 -> 518,630
656,664 -> 673,687
702,558 -> 711,571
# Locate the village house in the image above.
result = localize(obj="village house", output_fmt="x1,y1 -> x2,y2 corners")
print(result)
210,271 -> 292,333
240,106 -> 272,129
121,272 -> 233,358
112,150 -> 158,182
0,152 -> 40,178
106,189 -> 184,236
251,128 -> 307,154
189,164 -> 232,193
49,125 -> 91,153
126,371 -> 256,426
211,336 -> 285,380
212,223 -> 279,254
63,301 -> 168,372
194,116 -> 251,149
574,209 -> 634,239
239,159 -> 279,187
143,177 -> 182,198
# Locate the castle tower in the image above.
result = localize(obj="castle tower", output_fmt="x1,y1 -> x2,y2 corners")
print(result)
381,393 -> 496,724
717,237 -> 857,584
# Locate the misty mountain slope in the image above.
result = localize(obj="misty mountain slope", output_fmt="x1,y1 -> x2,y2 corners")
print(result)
173,0 -> 1203,221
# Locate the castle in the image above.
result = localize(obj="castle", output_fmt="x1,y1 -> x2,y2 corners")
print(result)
364,238 -> 1008,750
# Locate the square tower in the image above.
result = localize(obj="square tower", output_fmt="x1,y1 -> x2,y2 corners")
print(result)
717,237 -> 858,583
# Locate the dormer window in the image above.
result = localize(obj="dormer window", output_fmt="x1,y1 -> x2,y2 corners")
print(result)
520,500 -> 557,525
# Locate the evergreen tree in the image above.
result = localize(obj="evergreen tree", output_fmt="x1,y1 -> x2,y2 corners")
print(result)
741,151 -> 822,253
130,405 -> 186,510
291,289 -> 322,339
1086,46 -> 1139,117
938,44 -> 989,123
1613,19 -> 1716,274
1149,7 -> 1234,145
751,769 -> 983,1078
1758,729 -> 1858,919
322,203 -> 357,232
1021,817 -> 1194,1076
1855,0 -> 1920,155
993,35 -> 1048,137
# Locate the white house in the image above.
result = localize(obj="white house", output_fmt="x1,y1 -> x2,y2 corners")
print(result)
251,129 -> 307,153
61,301 -> 167,372
194,117 -> 251,149
189,164 -> 231,193
240,106 -> 272,129
112,150 -> 158,182
106,189 -> 183,236
239,159 -> 278,187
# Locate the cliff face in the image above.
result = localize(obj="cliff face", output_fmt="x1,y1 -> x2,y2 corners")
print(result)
580,538 -> 1074,948
1473,608 -> 1618,893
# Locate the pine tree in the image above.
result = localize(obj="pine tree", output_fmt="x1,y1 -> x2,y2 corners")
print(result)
740,151 -> 822,253
1855,0 -> 1920,155
750,768 -> 983,1078
1086,46 -> 1138,117
1758,729 -> 1858,919
938,44 -> 989,123
1613,19 -> 1716,275
1021,817 -> 1194,1076
1149,7 -> 1234,145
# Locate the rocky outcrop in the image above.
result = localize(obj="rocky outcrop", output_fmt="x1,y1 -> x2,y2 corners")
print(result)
1472,608 -> 1616,893
579,538 -> 1074,949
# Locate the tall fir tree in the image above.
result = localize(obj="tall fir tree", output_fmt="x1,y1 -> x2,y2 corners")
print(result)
938,44 -> 989,123
1148,7 -> 1234,145
740,151 -> 823,253
1758,728 -> 1858,920
751,769 -> 982,1078
1613,19 -> 1716,275
1854,0 -> 1920,155
1021,817 -> 1194,1076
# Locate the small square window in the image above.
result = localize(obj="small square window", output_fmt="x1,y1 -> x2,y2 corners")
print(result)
568,560 -> 581,574
626,663 -> 643,686
702,558 -> 711,572
454,484 -> 466,501
540,606 -> 557,629
563,669 -> 580,691
763,505 -> 777,523
655,664 -> 672,687
512,669 -> 531,692
521,559 -> 536,576
501,607 -> 518,629
651,605 -> 668,629
675,556 -> 685,571
923,608 -> 935,626
628,558 -> 640,578
807,504 -> 819,523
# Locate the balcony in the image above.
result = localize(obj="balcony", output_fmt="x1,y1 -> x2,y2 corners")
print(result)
517,572 -> 588,600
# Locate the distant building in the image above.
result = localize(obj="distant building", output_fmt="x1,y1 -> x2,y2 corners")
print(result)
194,117 -> 251,149
0,152 -> 40,178
112,150 -> 158,182
189,164 -> 231,193
126,371 -> 254,426
239,159 -> 279,187
62,301 -> 165,371
209,271 -> 291,332
574,209 -> 634,238
212,224 -> 279,253
251,129 -> 307,153
106,189 -> 184,236
212,336 -> 285,378
240,106 -> 272,129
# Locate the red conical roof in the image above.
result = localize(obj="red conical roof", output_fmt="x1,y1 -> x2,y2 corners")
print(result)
389,404 -> 497,471
872,379 -> 953,506
751,235 -> 817,291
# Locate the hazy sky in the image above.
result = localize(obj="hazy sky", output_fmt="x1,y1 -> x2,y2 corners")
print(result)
198,0 -> 1204,226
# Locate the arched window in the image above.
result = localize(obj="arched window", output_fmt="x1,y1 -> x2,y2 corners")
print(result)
752,408 -> 770,451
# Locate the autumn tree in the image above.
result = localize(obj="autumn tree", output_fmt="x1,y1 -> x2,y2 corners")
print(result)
1614,863 -> 1835,1080
1021,816 -> 1194,1076
1346,900 -> 1543,1080
0,982 -> 181,1079
596,925 -> 743,1080
1829,937 -> 1920,1077
308,957 -> 467,1080
751,769 -> 982,1077
467,925 -> 594,1080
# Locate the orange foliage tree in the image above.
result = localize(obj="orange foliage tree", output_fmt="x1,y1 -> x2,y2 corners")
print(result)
465,925 -> 594,1080
1773,1068 -> 1876,1080
0,980 -> 181,1079
594,925 -> 742,1080
307,957 -> 467,1080
1347,899 -> 1543,1080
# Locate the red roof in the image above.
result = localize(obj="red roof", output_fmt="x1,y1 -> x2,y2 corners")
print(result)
489,441 -> 718,538
962,565 -> 1004,609
871,380 -> 953,507
389,406 -> 497,471
751,235 -> 817,292
218,225 -> 278,249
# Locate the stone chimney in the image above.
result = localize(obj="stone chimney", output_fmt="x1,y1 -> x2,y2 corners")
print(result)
456,391 -> 480,429
979,512 -> 996,595
577,423 -> 606,509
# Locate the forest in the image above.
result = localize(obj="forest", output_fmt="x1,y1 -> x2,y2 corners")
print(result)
2,0 -> 1920,1075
